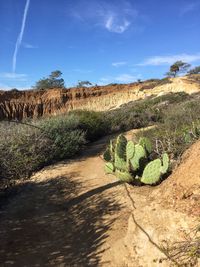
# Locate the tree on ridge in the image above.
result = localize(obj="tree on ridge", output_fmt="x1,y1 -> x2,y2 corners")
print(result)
166,61 -> 191,77
34,70 -> 65,90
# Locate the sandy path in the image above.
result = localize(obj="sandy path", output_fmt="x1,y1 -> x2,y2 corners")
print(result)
0,130 -> 199,267
0,134 -> 133,267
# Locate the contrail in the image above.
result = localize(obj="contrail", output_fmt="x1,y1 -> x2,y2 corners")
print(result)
12,0 -> 30,73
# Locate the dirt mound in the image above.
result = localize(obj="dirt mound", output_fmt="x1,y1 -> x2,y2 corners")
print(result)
153,140 -> 200,216
118,140 -> 200,266
0,76 -> 200,120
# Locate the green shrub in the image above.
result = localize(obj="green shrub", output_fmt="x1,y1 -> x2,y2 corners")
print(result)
0,111 -> 109,189
0,123 -> 53,188
135,100 -> 200,161
69,110 -> 110,141
104,92 -> 191,133
139,77 -> 172,91
0,117 -> 86,189
39,113 -> 86,159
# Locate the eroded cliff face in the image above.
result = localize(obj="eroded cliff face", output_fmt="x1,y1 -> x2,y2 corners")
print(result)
0,76 -> 200,120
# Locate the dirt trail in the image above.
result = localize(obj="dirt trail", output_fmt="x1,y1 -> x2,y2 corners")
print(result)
0,130 -> 199,267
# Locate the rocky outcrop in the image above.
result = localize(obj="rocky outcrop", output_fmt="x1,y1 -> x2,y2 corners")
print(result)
0,83 -> 139,120
0,76 -> 200,120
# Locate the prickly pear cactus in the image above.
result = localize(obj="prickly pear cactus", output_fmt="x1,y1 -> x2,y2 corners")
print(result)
139,137 -> 152,154
115,134 -> 127,160
130,144 -> 146,170
161,153 -> 169,174
115,154 -> 127,172
105,162 -> 115,174
103,148 -> 112,162
141,159 -> 162,185
110,140 -> 115,155
115,170 -> 133,183
126,141 -> 135,161
103,134 -> 170,186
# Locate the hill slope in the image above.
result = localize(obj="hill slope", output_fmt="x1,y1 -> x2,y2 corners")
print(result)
0,76 -> 200,120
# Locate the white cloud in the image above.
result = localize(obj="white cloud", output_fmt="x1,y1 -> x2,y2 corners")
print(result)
0,72 -> 28,82
115,73 -> 140,83
98,77 -> 111,84
112,61 -> 127,67
22,42 -> 38,49
99,73 -> 141,85
105,16 -> 130,33
139,53 -> 200,66
70,0 -> 137,34
12,0 -> 31,72
180,2 -> 199,16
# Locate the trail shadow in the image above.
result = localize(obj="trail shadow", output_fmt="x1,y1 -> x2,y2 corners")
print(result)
0,174 -> 122,266
66,180 -> 121,209
79,132 -> 120,159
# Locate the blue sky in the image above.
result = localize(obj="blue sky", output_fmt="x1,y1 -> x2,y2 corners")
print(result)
0,0 -> 200,89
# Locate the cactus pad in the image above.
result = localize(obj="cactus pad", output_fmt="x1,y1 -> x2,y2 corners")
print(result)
115,154 -> 127,172
110,140 -> 115,154
115,170 -> 133,183
103,148 -> 112,162
161,153 -> 169,174
105,162 -> 115,174
126,141 -> 135,161
130,144 -> 146,170
139,137 -> 152,154
141,159 -> 162,185
116,134 -> 127,160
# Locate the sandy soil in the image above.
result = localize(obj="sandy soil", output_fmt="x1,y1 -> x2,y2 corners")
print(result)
0,130 -> 199,267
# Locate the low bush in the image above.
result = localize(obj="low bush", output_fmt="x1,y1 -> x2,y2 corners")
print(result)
139,78 -> 172,91
39,113 -> 86,159
0,111 -> 109,189
135,99 -> 200,161
0,123 -> 53,189
104,92 -> 190,133
69,110 -> 110,141
0,116 -> 86,189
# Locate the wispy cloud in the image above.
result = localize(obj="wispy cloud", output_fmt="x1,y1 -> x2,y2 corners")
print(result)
0,72 -> 28,82
70,0 -> 138,33
99,73 -> 141,85
139,53 -> 200,66
115,73 -> 140,83
105,16 -> 130,33
12,0 -> 31,73
180,2 -> 199,16
22,42 -> 38,49
112,61 -> 127,67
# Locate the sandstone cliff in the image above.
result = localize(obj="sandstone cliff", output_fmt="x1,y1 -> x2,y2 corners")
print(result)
0,76 -> 200,120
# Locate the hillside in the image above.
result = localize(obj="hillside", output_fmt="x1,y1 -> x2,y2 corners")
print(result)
0,75 -> 200,120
